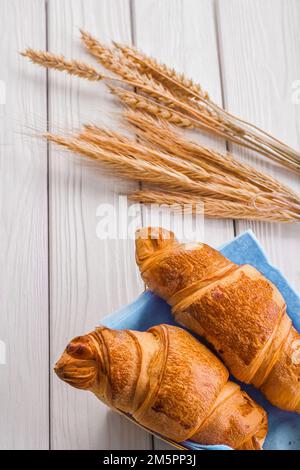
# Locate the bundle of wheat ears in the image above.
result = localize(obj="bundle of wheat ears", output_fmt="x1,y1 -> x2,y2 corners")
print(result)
21,30 -> 300,222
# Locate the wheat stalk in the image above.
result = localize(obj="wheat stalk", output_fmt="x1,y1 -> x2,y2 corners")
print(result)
44,126 -> 300,221
79,127 -> 211,183
45,119 -> 300,221
111,41 -> 300,173
80,30 -> 182,106
22,35 -> 300,173
79,34 -> 280,151
23,43 -> 300,172
129,190 -> 298,223
21,33 -> 300,222
112,41 -> 209,101
110,83 -> 300,165
21,48 -> 105,81
79,120 -> 270,202
51,130 -> 264,202
46,133 -> 215,195
82,35 -> 300,171
124,110 -> 300,203
80,30 -> 137,79
79,137 -> 208,184
109,86 -> 195,128
78,124 -> 289,205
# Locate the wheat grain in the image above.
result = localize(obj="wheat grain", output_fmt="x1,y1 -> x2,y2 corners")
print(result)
80,34 -> 264,146
112,43 -> 300,172
21,48 -> 105,81
21,35 -> 300,221
44,123 -> 300,221
79,127 -> 211,183
22,36 -> 300,172
110,85 -> 287,159
80,30 -> 181,106
124,110 -> 300,202
73,131 -> 263,202
108,42 -> 300,172
44,104 -> 300,221
23,45 -> 297,170
129,190 -> 297,222
47,123 -> 300,216
46,133 -> 215,195
113,41 -> 208,101
109,86 -> 195,128
80,125 -> 286,204
111,44 -> 300,158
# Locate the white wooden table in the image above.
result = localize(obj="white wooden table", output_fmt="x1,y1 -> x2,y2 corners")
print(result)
0,0 -> 299,450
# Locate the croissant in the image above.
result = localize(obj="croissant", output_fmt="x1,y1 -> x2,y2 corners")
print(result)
55,323 -> 267,449
135,227 -> 300,413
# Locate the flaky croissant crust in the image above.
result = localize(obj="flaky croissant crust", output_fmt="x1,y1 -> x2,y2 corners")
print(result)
135,227 -> 300,412
55,323 -> 267,449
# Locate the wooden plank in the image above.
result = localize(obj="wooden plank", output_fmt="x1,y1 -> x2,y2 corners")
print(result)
133,0 -> 234,449
48,0 -> 150,450
217,0 -> 300,290
132,0 -> 234,248
0,0 -> 49,449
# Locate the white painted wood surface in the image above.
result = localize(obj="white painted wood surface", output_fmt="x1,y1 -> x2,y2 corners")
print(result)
217,0 -> 300,293
133,0 -> 234,449
48,0 -> 148,450
0,0 -> 49,450
133,0 -> 234,249
0,0 -> 299,450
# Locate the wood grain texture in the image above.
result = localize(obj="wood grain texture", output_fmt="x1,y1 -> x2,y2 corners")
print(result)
0,0 -> 49,449
217,0 -> 300,289
133,0 -> 234,249
48,0 -> 149,450
132,0 -> 234,449
1,0 -> 300,451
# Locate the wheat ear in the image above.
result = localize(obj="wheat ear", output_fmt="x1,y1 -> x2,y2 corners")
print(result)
80,30 -> 180,105
46,133 -> 213,194
80,120 -> 268,201
22,38 -> 300,173
112,41 -> 208,101
124,110 -> 300,203
112,42 -> 300,172
109,86 -> 195,127
129,190 -> 297,223
21,48 -> 105,81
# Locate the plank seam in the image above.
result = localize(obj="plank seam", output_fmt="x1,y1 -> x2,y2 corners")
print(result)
130,0 -> 152,450
213,0 -> 236,236
45,0 -> 51,450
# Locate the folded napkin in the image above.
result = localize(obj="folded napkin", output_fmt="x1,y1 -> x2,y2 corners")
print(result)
101,230 -> 300,450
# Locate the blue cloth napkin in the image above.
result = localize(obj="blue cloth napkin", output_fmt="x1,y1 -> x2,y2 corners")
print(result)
101,230 -> 300,450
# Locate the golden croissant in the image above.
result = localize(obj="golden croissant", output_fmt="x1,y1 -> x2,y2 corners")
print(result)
55,323 -> 267,449
135,227 -> 300,412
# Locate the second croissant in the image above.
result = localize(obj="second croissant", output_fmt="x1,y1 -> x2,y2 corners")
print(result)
55,324 -> 267,449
